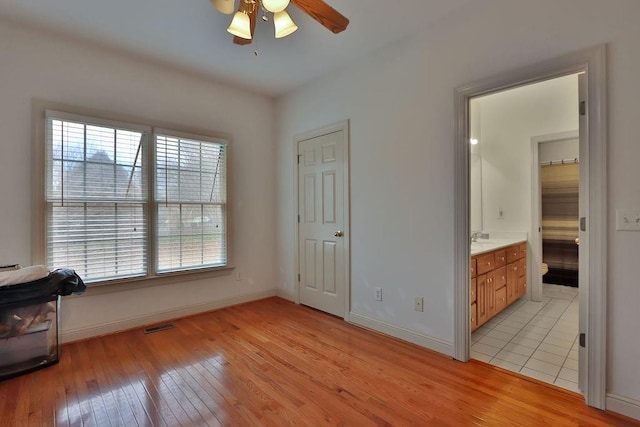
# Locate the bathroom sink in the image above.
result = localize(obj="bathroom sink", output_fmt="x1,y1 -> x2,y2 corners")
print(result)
470,238 -> 516,255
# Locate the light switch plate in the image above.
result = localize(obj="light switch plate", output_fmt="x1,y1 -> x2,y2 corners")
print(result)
616,209 -> 640,231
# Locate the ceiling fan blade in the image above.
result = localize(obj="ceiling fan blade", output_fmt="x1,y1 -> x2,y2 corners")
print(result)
290,0 -> 349,34
211,0 -> 235,15
233,2 -> 257,45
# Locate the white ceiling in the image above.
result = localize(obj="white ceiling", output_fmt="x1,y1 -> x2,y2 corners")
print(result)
0,0 -> 471,97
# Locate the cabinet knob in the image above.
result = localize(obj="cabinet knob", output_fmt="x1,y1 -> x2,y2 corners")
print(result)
514,266 -> 518,271
502,298 -> 506,302
523,283 -> 527,288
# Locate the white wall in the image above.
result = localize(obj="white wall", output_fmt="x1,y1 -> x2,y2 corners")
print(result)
0,21 -> 277,340
540,138 -> 579,163
275,0 -> 640,411
475,74 -> 579,233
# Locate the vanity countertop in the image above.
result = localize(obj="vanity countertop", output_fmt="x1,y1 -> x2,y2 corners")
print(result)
470,238 -> 527,256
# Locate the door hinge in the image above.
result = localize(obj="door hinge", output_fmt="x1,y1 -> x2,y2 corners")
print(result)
580,217 -> 586,232
579,333 -> 586,348
298,274 -> 300,282
579,101 -> 586,116
297,154 -> 301,164
297,214 -> 300,223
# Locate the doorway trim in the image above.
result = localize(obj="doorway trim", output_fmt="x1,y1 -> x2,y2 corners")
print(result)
453,46 -> 607,409
293,120 -> 351,321
530,130 -> 579,303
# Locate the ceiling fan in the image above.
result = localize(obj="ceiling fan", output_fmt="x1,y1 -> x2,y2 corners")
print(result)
211,0 -> 349,46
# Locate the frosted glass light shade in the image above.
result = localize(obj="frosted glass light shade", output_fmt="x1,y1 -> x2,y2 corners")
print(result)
274,10 -> 298,38
211,0 -> 235,15
262,0 -> 290,13
227,11 -> 252,39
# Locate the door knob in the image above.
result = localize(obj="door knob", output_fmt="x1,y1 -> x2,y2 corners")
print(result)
334,231 -> 344,237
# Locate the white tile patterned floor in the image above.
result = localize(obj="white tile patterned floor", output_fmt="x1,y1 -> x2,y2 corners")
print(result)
471,284 -> 580,393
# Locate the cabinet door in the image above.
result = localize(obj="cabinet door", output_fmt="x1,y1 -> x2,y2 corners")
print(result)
486,273 -> 496,318
470,277 -> 477,304
506,262 -> 518,304
518,258 -> 526,297
470,302 -> 478,331
518,276 -> 527,298
495,286 -> 507,312
477,274 -> 487,326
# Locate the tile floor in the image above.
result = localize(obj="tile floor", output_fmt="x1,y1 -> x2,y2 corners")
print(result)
471,283 -> 580,393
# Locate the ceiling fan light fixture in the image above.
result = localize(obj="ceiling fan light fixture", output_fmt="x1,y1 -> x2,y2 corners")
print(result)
274,10 -> 298,38
227,11 -> 253,39
262,0 -> 290,13
211,0 -> 235,15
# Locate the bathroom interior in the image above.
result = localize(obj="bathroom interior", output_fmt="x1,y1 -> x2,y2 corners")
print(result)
469,73 -> 582,393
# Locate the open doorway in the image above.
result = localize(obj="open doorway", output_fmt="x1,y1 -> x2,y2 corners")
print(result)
453,46 -> 608,409
468,75 -> 581,392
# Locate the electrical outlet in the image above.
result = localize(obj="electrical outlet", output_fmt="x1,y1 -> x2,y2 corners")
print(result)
616,209 -> 640,231
414,297 -> 424,312
375,287 -> 382,302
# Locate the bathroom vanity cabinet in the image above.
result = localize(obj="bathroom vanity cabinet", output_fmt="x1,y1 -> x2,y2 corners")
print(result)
471,242 -> 527,331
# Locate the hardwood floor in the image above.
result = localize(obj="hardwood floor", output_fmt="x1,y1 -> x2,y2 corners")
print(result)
1,297 -> 637,426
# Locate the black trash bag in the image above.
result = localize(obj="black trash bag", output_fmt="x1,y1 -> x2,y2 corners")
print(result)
0,268 -> 86,305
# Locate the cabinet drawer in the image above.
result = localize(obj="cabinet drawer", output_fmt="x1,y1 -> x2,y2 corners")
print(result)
470,277 -> 477,304
494,249 -> 507,268
518,243 -> 527,260
492,266 -> 507,288
495,286 -> 507,312
471,258 -> 477,278
476,253 -> 495,275
505,245 -> 520,264
470,303 -> 478,331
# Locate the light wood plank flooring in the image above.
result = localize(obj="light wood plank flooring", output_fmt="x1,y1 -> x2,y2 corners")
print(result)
1,297 -> 636,426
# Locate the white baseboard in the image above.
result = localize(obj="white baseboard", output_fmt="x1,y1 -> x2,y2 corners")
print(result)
60,289 -> 278,344
348,312 -> 454,357
276,288 -> 295,301
606,393 -> 640,421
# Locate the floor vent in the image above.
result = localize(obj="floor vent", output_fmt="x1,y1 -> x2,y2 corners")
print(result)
143,324 -> 175,334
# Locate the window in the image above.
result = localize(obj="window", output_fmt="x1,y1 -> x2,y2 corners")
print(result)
44,110 -> 228,284
155,130 -> 227,272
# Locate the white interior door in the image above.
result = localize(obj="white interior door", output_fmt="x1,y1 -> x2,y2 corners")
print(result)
298,129 -> 347,317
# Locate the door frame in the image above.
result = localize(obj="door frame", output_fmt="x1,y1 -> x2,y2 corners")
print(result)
453,46 -> 607,409
530,129 -> 579,303
293,120 -> 351,320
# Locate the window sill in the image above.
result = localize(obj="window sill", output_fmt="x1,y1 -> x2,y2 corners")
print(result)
67,266 -> 235,298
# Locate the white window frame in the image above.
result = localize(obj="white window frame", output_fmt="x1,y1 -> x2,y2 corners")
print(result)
32,101 -> 233,292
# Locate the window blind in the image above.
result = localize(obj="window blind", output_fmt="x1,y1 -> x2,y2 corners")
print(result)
155,131 -> 227,272
45,112 -> 149,282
